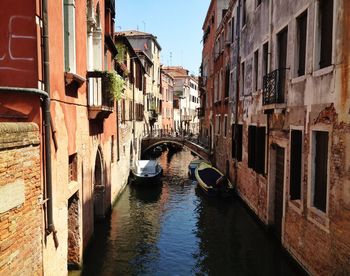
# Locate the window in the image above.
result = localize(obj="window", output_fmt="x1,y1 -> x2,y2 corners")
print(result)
277,27 -> 288,102
262,42 -> 269,77
214,74 -> 218,102
241,62 -> 245,96
254,50 -> 259,91
111,135 -> 115,163
290,130 -> 302,200
225,65 -> 230,98
121,99 -> 126,123
64,0 -> 76,72
242,0 -> 247,27
227,20 -> 232,42
215,37 -> 220,58
69,153 -> 77,182
255,127 -> 266,174
317,0 -> 333,69
232,124 -> 243,161
231,17 -> 235,43
248,126 -> 266,174
216,115 -> 221,135
248,126 -> 256,168
220,31 -> 224,51
312,131 -> 329,212
224,115 -> 227,137
296,11 -> 307,76
219,69 -> 223,100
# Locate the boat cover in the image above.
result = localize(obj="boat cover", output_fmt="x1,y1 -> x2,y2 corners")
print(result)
136,160 -> 158,174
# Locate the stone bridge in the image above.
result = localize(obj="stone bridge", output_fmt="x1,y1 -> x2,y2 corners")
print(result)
141,131 -> 210,162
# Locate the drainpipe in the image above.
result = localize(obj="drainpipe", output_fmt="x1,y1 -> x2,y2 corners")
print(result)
42,0 -> 59,248
233,0 -> 241,189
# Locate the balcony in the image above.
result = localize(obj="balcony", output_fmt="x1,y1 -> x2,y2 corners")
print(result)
197,107 -> 205,118
148,109 -> 158,125
181,115 -> 192,122
198,76 -> 207,90
263,69 -> 287,106
87,71 -> 114,120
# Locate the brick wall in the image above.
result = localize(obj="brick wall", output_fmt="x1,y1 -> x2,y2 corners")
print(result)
284,119 -> 350,275
0,123 -> 43,275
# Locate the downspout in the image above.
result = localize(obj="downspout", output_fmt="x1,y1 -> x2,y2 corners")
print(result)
43,0 -> 59,248
234,0 -> 241,189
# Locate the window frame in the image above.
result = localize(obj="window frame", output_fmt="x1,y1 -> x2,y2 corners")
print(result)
308,126 -> 331,216
63,0 -> 76,73
289,126 -> 304,208
294,9 -> 308,77
313,0 -> 336,73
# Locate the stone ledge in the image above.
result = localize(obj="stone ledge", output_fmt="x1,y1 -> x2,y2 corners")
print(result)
0,123 -> 40,149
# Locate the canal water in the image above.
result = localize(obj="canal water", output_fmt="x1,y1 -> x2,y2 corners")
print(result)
82,148 -> 303,276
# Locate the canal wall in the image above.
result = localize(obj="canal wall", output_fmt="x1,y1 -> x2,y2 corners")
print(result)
0,123 -> 43,275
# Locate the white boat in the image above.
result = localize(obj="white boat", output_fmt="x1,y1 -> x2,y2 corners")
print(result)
131,160 -> 162,184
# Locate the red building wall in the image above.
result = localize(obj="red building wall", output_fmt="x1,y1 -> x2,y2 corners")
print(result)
0,0 -> 39,88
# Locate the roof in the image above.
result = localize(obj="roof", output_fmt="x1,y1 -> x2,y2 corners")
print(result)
162,66 -> 189,78
117,30 -> 162,50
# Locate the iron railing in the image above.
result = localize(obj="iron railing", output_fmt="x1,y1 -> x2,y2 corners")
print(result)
263,68 -> 286,105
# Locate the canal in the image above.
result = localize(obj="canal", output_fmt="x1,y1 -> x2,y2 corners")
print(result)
82,148 -> 304,275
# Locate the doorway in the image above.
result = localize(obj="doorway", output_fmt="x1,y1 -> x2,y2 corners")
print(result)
268,144 -> 285,241
94,149 -> 105,220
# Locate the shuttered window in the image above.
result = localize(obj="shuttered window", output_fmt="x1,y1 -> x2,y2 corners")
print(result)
248,125 -> 266,174
290,130 -> 302,200
312,131 -> 329,212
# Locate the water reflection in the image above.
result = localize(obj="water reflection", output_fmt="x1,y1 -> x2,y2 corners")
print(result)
82,149 -> 303,276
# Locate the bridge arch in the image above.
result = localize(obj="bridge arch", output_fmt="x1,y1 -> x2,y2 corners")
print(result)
141,138 -> 210,162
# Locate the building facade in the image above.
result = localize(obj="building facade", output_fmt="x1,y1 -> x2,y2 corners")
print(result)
163,66 -> 200,135
0,1 -> 146,275
201,0 -> 350,274
161,69 -> 174,132
121,31 -> 163,134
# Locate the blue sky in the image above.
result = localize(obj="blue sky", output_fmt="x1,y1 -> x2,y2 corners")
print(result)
115,0 -> 211,76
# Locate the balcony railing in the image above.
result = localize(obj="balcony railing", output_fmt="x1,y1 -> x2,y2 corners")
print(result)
263,68 -> 286,105
87,71 -> 114,120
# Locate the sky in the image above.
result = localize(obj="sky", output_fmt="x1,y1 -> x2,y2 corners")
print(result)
115,0 -> 211,76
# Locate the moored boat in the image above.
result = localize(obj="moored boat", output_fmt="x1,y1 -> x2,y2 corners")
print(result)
188,159 -> 205,179
194,162 -> 234,197
131,160 -> 162,184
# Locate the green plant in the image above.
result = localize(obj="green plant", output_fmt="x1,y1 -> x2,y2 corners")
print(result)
104,71 -> 124,101
115,44 -> 127,64
149,101 -> 157,111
